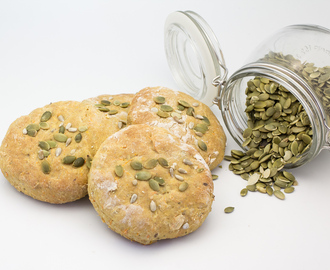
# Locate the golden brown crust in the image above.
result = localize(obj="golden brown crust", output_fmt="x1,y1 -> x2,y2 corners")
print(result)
127,86 -> 226,170
88,124 -> 214,245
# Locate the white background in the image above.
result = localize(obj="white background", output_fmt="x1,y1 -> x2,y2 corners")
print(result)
1,1 -> 330,269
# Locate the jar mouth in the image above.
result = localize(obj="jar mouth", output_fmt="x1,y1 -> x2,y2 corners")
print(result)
220,62 -> 326,168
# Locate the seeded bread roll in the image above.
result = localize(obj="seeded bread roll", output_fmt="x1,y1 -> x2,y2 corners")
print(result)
82,94 -> 134,155
0,101 -> 92,204
88,124 -> 214,245
127,86 -> 226,170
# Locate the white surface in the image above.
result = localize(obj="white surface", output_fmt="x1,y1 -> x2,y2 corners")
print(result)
1,1 -> 330,269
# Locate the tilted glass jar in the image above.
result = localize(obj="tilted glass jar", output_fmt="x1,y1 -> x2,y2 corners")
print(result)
164,11 -> 330,168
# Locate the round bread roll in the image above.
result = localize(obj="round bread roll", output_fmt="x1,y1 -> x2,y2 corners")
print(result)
0,101 -> 92,204
127,86 -> 226,170
88,124 -> 214,245
82,94 -> 134,155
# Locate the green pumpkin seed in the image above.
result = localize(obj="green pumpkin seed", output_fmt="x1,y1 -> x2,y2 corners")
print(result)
158,158 -> 169,168
98,107 -> 110,112
73,157 -> 85,167
274,190 -> 285,200
177,105 -> 185,111
157,111 -> 170,118
135,171 -> 152,181
153,96 -> 165,104
46,140 -> 57,148
27,129 -> 37,137
39,122 -> 50,130
194,123 -> 209,134
62,156 -> 76,164
197,140 -> 207,151
186,107 -> 195,116
120,102 -> 130,108
115,165 -> 124,177
41,160 -> 51,174
26,123 -> 40,131
86,156 -> 92,169
179,182 -> 189,192
266,186 -> 273,196
78,126 -> 88,132
284,186 -> 294,193
53,133 -> 68,143
212,174 -> 218,180
59,125 -> 65,134
240,188 -> 248,197
74,133 -> 82,143
144,159 -> 158,169
39,141 -> 50,151
130,160 -> 143,170
108,110 -> 118,115
101,100 -> 111,106
149,179 -> 160,191
224,207 -> 234,213
154,176 -> 165,186
160,105 -> 173,112
113,100 -> 121,106
178,100 -> 190,108
40,111 -> 52,122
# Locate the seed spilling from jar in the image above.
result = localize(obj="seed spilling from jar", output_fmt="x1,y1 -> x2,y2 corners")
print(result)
226,77 -> 311,199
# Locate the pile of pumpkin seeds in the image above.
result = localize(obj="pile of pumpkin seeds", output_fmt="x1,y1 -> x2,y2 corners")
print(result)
113,156 -> 208,215
23,111 -> 90,174
225,76 -> 313,200
94,98 -> 130,129
263,51 -> 330,117
152,95 -> 210,152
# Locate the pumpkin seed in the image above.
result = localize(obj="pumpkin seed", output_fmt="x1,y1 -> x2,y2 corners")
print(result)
240,188 -> 248,197
113,100 -> 120,106
284,186 -> 295,193
274,190 -> 285,200
39,141 -> 50,151
179,182 -> 189,192
75,133 -> 82,143
39,122 -> 50,130
178,100 -> 190,108
212,174 -> 218,180
197,140 -> 207,151
224,207 -> 234,213
62,156 -> 76,164
86,156 -> 92,169
53,133 -> 68,142
157,111 -> 170,118
149,179 -> 160,191
115,165 -> 124,177
135,171 -> 152,181
154,96 -> 166,104
154,176 -> 165,186
186,107 -> 195,116
158,158 -> 169,168
120,102 -> 130,108
40,111 -> 52,122
41,160 -> 51,174
160,104 -> 173,112
78,126 -> 88,133
59,125 -> 65,134
73,157 -> 85,167
101,100 -> 111,106
130,160 -> 143,170
98,107 -> 110,112
144,159 -> 158,169
26,123 -> 40,131
108,110 -> 118,115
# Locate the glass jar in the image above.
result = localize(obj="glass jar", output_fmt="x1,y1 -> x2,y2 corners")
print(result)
164,10 -> 330,168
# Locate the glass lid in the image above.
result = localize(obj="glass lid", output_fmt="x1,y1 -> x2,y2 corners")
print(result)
164,10 -> 227,106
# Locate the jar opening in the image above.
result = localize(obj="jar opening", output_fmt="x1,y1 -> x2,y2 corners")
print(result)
220,63 -> 326,168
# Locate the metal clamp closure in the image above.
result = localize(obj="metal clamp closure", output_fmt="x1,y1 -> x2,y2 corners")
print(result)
212,63 -> 228,105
